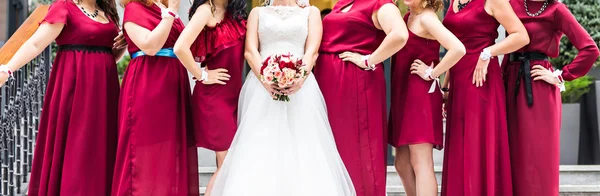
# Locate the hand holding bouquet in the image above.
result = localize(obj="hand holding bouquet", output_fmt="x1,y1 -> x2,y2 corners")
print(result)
260,53 -> 308,102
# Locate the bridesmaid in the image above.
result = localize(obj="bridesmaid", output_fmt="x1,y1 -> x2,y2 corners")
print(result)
111,0 -> 200,195
388,0 -> 465,195
503,0 -> 600,196
173,0 -> 246,194
314,0 -> 408,195
441,0 -> 529,195
0,0 -> 123,194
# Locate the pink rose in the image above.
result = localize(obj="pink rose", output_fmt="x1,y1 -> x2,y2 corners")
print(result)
273,69 -> 283,79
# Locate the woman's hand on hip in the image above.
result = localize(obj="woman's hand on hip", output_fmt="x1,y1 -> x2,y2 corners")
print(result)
339,52 -> 369,70
202,68 -> 230,85
531,65 -> 560,85
410,59 -> 434,81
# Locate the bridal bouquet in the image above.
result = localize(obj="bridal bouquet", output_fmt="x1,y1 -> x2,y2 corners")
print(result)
260,53 -> 308,102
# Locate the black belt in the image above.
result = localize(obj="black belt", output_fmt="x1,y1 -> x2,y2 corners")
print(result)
509,52 -> 548,107
57,44 -> 113,54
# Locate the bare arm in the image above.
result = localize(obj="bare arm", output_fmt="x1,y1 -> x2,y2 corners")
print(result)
421,11 -> 465,78
302,6 -> 323,72
339,4 -> 408,68
5,23 -> 63,72
124,3 -> 179,56
485,0 -> 529,56
284,6 -> 323,95
244,7 -> 263,78
244,7 -> 279,97
370,3 -> 408,64
174,5 -> 211,79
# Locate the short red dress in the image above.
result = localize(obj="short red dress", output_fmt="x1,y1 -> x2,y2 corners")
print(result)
27,0 -> 120,195
111,2 -> 199,196
315,0 -> 393,195
190,13 -> 246,152
503,1 -> 600,196
442,0 -> 512,195
388,13 -> 443,150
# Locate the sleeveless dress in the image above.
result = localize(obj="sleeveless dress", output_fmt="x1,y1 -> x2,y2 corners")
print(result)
441,0 -> 512,195
190,14 -> 246,151
210,6 -> 355,196
503,1 -> 599,196
388,13 -> 443,150
314,0 -> 392,195
111,2 -> 199,196
27,1 -> 119,195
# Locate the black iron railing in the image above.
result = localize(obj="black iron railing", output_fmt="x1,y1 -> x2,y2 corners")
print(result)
0,45 -> 52,196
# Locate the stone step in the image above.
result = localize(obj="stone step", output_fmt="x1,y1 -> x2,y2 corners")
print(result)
199,165 -> 600,187
198,185 -> 600,196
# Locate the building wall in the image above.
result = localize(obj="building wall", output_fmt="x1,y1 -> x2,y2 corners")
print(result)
0,0 -> 7,46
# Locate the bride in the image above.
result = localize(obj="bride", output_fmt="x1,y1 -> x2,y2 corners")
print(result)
209,0 -> 355,195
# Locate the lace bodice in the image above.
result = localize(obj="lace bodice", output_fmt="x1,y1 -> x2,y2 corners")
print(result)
258,6 -> 310,60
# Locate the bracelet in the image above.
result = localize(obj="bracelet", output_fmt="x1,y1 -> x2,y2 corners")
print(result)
160,8 -> 179,19
441,87 -> 449,92
200,67 -> 208,81
362,55 -> 376,71
0,65 -> 13,79
191,67 -> 208,82
480,48 -> 492,61
424,67 -> 435,81
552,69 -> 566,92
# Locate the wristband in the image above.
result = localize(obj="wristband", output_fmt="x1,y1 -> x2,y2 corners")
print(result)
552,69 -> 566,92
0,65 -> 13,79
161,8 -> 179,19
424,67 -> 434,81
192,65 -> 208,82
362,55 -> 376,71
199,67 -> 208,81
480,48 -> 492,61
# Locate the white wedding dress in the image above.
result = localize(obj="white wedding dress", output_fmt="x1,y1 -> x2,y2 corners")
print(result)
210,6 -> 355,196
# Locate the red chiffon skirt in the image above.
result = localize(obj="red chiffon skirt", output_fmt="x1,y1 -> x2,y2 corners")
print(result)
314,53 -> 387,196
112,56 -> 199,196
504,60 -> 560,196
388,58 -> 443,149
28,50 -> 119,196
441,53 -> 512,196
192,45 -> 244,152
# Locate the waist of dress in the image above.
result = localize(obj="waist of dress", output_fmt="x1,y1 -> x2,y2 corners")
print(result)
131,48 -> 176,59
508,52 -> 548,63
319,48 -> 375,55
57,44 -> 113,54
507,52 -> 549,107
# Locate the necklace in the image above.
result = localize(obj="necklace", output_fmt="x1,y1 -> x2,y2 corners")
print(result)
524,0 -> 548,17
80,6 -> 99,18
457,0 -> 471,11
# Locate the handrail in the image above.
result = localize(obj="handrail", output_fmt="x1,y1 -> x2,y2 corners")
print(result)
0,5 -> 52,196
0,5 -> 49,64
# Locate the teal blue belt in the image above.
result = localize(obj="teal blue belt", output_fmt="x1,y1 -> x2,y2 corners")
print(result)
131,48 -> 177,59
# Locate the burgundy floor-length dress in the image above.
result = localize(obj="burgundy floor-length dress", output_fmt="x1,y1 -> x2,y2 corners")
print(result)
503,1 -> 600,196
112,2 -> 199,196
190,14 -> 245,151
27,1 -> 119,195
441,0 -> 512,195
314,0 -> 393,195
388,13 -> 443,150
